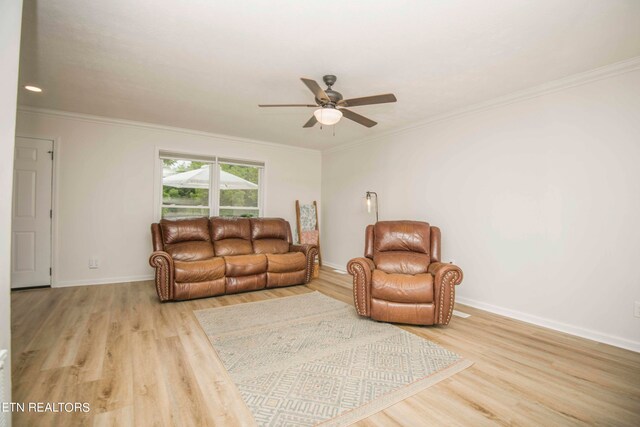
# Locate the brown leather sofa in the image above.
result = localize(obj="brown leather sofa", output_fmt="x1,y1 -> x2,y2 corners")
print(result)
347,221 -> 463,326
149,217 -> 318,301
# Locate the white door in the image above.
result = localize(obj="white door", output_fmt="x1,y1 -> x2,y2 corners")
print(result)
11,137 -> 53,288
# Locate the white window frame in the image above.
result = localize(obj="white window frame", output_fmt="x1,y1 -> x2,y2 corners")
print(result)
217,158 -> 264,218
155,150 -> 265,221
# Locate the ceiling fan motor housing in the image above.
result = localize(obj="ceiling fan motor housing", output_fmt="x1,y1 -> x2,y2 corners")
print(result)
323,90 -> 343,106
318,75 -> 342,106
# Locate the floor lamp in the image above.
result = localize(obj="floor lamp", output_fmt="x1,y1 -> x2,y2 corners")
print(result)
365,191 -> 378,222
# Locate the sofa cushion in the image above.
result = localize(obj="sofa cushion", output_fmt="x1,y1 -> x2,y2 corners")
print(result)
374,251 -> 430,275
374,221 -> 430,254
371,269 -> 433,303
266,252 -> 306,273
214,238 -> 253,256
226,274 -> 266,294
165,241 -> 214,261
253,239 -> 289,254
210,217 -> 253,256
267,270 -> 306,288
370,298 -> 435,325
160,218 -> 210,245
174,257 -> 225,283
174,278 -> 226,300
250,218 -> 290,241
210,217 -> 251,240
224,254 -> 267,277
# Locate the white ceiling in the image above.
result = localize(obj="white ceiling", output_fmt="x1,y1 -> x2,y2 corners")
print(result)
18,0 -> 640,150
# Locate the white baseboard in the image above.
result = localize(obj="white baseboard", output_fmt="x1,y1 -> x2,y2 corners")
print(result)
323,261 -> 346,271
452,310 -> 471,318
54,274 -> 154,288
456,296 -> 640,353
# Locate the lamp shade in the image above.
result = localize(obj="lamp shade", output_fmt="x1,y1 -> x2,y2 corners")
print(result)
314,108 -> 342,125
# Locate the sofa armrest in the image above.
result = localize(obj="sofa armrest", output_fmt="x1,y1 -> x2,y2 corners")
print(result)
290,244 -> 318,284
428,262 -> 463,325
347,257 -> 375,317
149,251 -> 175,302
290,243 -> 315,257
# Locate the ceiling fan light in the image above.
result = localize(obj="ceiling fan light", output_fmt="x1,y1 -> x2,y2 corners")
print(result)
314,108 -> 342,125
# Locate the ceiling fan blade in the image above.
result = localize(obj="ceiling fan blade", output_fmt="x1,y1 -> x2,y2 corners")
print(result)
339,93 -> 397,107
300,78 -> 330,103
340,108 -> 377,128
303,115 -> 318,128
258,104 -> 317,107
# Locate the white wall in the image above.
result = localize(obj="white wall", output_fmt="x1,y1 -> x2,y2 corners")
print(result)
322,69 -> 640,351
15,109 -> 321,287
1,0 -> 23,421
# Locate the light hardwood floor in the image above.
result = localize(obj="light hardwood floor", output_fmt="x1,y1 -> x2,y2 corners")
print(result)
11,268 -> 640,426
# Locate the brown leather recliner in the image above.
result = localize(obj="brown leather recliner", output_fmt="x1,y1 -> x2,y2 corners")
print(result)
347,221 -> 463,326
149,217 -> 317,301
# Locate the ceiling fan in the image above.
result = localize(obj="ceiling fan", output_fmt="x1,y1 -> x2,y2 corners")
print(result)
258,75 -> 397,128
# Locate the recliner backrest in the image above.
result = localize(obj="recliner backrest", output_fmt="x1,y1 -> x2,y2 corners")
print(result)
370,221 -> 432,275
160,217 -> 211,245
250,218 -> 292,254
210,217 -> 253,256
159,217 -> 214,261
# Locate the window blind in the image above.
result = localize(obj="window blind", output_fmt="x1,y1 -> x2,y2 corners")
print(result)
159,150 -> 216,163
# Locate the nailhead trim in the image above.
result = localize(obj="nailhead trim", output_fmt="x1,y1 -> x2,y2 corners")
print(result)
439,270 -> 460,325
347,261 -> 368,316
305,247 -> 319,283
150,254 -> 171,301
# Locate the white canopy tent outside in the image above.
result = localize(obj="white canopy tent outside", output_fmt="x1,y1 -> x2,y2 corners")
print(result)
163,165 -> 258,190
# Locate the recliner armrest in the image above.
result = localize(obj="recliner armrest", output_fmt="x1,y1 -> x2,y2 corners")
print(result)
290,243 -> 316,257
149,251 -> 175,302
289,244 -> 318,283
347,257 -> 375,317
427,262 -> 463,325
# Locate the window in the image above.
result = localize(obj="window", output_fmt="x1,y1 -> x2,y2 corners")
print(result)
159,152 -> 263,220
219,161 -> 261,218
161,159 -> 212,219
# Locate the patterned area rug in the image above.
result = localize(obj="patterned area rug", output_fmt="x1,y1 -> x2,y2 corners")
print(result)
194,292 -> 472,426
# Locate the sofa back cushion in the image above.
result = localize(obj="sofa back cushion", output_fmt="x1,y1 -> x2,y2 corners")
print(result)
160,217 -> 211,245
210,217 -> 251,240
373,221 -> 431,274
250,218 -> 291,254
250,218 -> 290,240
210,217 -> 253,256
253,239 -> 290,254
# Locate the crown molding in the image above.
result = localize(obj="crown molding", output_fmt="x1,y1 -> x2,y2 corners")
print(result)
16,106 -> 321,154
324,56 -> 640,154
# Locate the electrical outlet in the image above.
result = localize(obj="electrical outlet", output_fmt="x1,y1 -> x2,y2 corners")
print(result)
89,257 -> 99,269
635,301 -> 640,318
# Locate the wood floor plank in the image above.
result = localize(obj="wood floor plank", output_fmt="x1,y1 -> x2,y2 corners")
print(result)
10,268 -> 640,426
92,404 -> 134,427
177,319 -> 255,425
93,317 -> 134,413
75,311 -> 111,383
156,336 -> 216,427
130,330 -> 172,427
